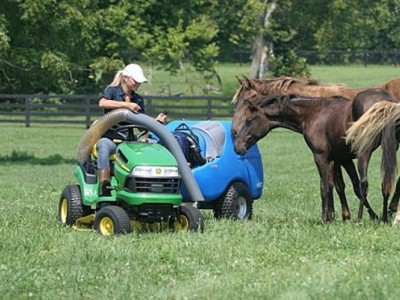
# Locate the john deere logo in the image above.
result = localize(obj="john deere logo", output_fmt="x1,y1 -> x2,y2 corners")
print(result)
156,168 -> 162,174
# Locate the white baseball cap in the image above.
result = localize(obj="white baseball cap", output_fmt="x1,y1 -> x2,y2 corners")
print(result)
122,63 -> 148,83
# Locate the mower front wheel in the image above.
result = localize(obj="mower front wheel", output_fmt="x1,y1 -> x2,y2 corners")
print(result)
58,185 -> 88,226
173,204 -> 204,232
94,206 -> 131,236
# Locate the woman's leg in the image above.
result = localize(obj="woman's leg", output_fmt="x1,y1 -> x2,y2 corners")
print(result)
96,138 -> 116,196
96,138 -> 116,170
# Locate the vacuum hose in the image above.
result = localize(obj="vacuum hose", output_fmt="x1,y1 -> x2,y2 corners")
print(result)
76,109 -> 204,203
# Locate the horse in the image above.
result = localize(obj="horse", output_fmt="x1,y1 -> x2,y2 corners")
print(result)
232,76 -> 400,221
346,101 -> 400,224
232,76 -> 400,102
231,90 -> 397,223
231,77 -> 366,221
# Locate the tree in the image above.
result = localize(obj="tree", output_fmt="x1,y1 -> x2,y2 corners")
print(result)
313,0 -> 400,60
1,0 -> 399,94
249,0 -> 276,79
0,0 -> 262,94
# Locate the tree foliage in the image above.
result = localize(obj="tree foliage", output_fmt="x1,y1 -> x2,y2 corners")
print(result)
0,0 -> 262,93
0,0 -> 399,94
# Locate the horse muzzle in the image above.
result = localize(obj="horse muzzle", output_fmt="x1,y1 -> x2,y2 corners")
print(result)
233,141 -> 248,155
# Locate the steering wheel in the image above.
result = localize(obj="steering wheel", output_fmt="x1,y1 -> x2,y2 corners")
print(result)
113,124 -> 149,142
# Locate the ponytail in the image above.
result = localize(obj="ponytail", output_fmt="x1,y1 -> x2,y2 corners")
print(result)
107,70 -> 124,89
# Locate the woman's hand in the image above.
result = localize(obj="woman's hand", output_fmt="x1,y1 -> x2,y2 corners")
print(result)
156,112 -> 168,124
127,102 -> 141,112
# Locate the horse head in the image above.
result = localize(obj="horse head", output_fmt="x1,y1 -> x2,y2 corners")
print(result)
231,93 -> 280,155
232,94 -> 297,155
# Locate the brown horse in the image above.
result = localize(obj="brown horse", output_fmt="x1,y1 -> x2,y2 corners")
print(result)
346,101 -> 400,224
232,76 -> 400,102
231,90 -> 397,223
232,76 -> 400,221
231,77 -> 362,221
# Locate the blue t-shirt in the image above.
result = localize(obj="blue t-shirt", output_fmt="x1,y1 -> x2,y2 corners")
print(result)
102,86 -> 145,114
100,86 -> 145,140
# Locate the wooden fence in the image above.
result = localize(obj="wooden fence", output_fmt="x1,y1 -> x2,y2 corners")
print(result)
0,94 -> 234,128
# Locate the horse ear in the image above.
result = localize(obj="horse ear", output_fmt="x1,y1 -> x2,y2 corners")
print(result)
236,76 -> 243,85
242,76 -> 255,90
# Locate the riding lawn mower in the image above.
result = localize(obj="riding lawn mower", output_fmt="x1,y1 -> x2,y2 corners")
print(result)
58,109 -> 205,236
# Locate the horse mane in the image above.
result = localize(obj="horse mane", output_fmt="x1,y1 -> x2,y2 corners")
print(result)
233,76 -> 311,104
259,94 -> 295,108
232,76 -> 351,105
261,76 -> 320,91
232,76 -> 331,103
260,93 -> 328,106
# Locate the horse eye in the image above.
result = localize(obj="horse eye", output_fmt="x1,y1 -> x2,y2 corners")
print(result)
232,128 -> 237,137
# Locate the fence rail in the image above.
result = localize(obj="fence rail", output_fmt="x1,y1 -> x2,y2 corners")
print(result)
0,94 -> 234,128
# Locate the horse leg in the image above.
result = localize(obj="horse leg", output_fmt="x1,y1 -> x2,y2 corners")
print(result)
328,161 -> 336,220
380,124 -> 398,223
381,173 -> 394,223
313,154 -> 333,223
341,160 -> 378,220
381,190 -> 390,223
388,140 -> 400,217
393,200 -> 400,226
388,178 -> 400,217
332,161 -> 351,221
356,151 -> 373,222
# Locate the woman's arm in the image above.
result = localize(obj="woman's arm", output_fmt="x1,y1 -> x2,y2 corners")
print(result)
99,97 -> 141,112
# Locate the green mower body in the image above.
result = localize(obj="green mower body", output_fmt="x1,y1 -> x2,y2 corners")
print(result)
58,111 -> 205,235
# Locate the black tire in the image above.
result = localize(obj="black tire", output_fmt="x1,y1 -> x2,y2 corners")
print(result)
173,204 -> 204,232
94,206 -> 131,236
58,185 -> 86,226
213,182 -> 253,220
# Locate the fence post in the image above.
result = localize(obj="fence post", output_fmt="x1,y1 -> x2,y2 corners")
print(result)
207,98 -> 212,120
146,97 -> 153,117
85,97 -> 91,128
24,96 -> 31,127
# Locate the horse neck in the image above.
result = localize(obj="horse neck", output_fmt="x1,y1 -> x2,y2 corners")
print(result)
265,100 -> 310,134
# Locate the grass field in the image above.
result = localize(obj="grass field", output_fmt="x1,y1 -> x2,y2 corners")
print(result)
141,63 -> 400,96
1,65 -> 400,299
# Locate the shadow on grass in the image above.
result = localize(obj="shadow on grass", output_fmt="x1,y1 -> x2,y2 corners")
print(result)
0,150 -> 76,165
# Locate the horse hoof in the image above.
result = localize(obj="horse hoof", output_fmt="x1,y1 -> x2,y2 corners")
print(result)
392,216 -> 400,226
342,212 -> 351,221
368,212 -> 379,221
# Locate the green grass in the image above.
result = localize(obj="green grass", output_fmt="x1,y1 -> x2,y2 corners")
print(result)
2,65 -> 400,299
140,63 -> 400,96
310,64 -> 400,87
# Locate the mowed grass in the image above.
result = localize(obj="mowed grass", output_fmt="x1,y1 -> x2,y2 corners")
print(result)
141,63 -> 400,96
2,65 -> 400,299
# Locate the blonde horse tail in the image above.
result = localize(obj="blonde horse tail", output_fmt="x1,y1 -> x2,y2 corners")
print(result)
346,101 -> 400,156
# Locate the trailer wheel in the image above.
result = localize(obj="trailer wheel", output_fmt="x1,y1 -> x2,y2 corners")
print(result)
58,185 -> 86,226
94,206 -> 131,236
213,182 -> 253,220
173,204 -> 204,232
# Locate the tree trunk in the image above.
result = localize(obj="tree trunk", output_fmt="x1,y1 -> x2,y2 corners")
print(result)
249,0 -> 277,79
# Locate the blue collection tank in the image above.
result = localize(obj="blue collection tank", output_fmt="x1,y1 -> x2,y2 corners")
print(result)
165,120 -> 264,203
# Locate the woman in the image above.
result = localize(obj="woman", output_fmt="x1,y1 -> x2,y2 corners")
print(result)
97,63 -> 167,196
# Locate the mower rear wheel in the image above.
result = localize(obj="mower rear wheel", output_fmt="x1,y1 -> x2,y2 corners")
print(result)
173,204 -> 204,232
213,182 -> 253,220
58,185 -> 86,226
94,206 -> 131,236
